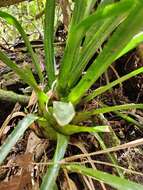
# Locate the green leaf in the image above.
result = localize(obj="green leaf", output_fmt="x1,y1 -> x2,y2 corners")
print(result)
99,0 -> 114,8
0,51 -> 39,92
37,118 -> 58,140
66,164 -> 143,190
0,11 -> 43,82
41,134 -> 69,190
75,104 -> 143,122
68,16 -> 124,88
58,0 -> 133,95
0,114 -> 38,165
61,125 -> 110,135
68,1 -> 143,104
117,31 -> 143,59
53,101 -> 75,126
70,0 -> 89,27
44,0 -> 56,87
84,66 -> 143,102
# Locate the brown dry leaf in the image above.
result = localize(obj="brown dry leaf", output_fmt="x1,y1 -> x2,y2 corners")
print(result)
61,178 -> 78,190
0,175 -> 22,190
26,132 -> 41,154
27,90 -> 37,108
26,131 -> 49,162
63,169 -> 78,190
60,0 -> 70,30
32,182 -> 40,190
0,153 -> 33,190
15,153 -> 33,168
0,170 -> 32,190
0,103 -> 23,140
0,60 -> 6,68
68,179 -> 78,190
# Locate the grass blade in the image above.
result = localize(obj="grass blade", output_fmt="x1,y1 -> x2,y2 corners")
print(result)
44,0 -> 56,87
66,164 -> 143,190
0,114 -> 38,165
70,0 -> 92,28
0,11 -> 43,82
41,133 -> 69,190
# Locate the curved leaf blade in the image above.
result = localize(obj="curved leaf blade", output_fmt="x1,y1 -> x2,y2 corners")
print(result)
0,114 -> 38,165
66,164 -> 143,190
117,31 -> 143,59
0,51 -> 39,92
75,104 -> 143,122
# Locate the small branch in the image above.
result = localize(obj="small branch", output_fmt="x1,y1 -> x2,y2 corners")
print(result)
0,89 -> 29,104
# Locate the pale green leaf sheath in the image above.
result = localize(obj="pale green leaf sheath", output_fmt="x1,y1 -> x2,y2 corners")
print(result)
53,101 -> 75,126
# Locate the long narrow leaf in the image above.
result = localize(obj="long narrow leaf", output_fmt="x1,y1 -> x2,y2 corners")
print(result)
44,0 -> 56,87
75,104 -> 143,122
0,11 -> 43,82
0,51 -> 39,92
117,31 -> 143,59
41,134 -> 69,190
84,66 -> 143,102
66,164 -> 143,190
94,133 -> 123,177
61,125 -> 110,135
0,114 -> 38,165
70,0 -> 88,27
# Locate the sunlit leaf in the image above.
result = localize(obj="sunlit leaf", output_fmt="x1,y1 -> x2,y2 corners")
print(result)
61,125 -> 110,135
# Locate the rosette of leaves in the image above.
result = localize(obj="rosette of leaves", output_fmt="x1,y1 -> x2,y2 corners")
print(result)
0,0 -> 143,189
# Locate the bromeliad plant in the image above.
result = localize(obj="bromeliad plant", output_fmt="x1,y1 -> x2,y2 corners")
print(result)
0,0 -> 143,189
